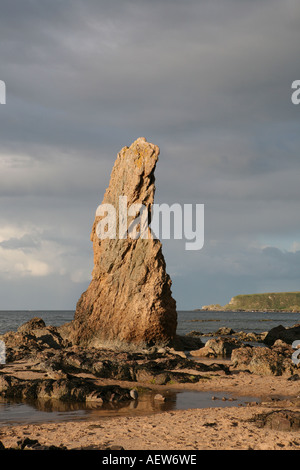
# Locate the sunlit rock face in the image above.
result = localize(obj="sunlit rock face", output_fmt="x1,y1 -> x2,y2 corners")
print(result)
71,138 -> 177,349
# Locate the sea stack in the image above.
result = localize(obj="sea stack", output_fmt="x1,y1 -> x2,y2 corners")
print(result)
71,138 -> 177,349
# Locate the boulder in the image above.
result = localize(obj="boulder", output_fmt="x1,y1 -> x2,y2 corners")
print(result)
17,317 -> 46,334
272,339 -> 294,356
235,331 -> 267,343
16,438 -> 67,451
154,393 -> 166,401
264,324 -> 300,346
0,318 -> 68,362
215,327 -> 235,336
252,410 -> 300,431
190,337 -> 242,358
70,138 -> 177,349
190,346 -> 216,358
172,334 -> 204,351
231,345 -> 297,376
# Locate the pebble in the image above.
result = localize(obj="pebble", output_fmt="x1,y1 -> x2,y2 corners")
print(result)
154,394 -> 166,401
130,389 -> 138,400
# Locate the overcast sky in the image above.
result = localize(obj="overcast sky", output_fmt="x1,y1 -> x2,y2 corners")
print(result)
0,0 -> 300,310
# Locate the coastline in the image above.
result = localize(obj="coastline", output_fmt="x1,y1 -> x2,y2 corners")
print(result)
196,308 -> 300,313
200,291 -> 300,313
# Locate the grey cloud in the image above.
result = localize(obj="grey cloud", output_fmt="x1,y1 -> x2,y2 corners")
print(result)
0,234 -> 40,250
0,274 -> 87,310
1,1 -> 299,124
162,239 -> 300,308
0,0 -> 300,308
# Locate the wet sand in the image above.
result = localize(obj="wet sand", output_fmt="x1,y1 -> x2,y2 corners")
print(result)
1,405 -> 299,451
1,369 -> 299,450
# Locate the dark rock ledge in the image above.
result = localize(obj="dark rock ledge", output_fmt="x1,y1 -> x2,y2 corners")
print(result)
0,317 -> 299,408
0,317 -> 230,405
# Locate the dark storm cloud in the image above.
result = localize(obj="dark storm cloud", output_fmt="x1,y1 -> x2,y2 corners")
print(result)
1,0 -> 299,142
0,0 -> 300,308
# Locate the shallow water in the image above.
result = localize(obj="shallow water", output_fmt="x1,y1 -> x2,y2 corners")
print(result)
0,390 -> 260,426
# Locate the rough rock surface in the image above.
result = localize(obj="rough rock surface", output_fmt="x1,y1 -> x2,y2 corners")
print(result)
70,138 -> 177,349
190,337 -> 242,358
263,323 -> 300,346
0,374 -> 132,404
231,344 -> 298,376
251,410 -> 300,431
0,318 -> 233,409
1,317 -> 70,362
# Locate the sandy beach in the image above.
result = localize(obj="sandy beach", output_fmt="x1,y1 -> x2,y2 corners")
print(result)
1,367 -> 299,451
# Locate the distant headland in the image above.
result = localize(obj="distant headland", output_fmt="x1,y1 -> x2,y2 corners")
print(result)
199,292 -> 300,313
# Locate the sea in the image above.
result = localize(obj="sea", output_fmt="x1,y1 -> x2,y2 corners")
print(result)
0,309 -> 299,426
0,309 -> 299,337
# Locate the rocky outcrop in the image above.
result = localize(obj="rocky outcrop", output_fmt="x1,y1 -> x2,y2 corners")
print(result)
29,346 -> 229,384
201,304 -> 222,311
231,342 -> 298,376
70,138 -> 177,349
263,324 -> 300,346
201,292 -> 300,312
0,318 -> 231,403
0,373 -> 132,404
173,333 -> 204,351
197,328 -> 266,343
190,337 -> 242,358
235,331 -> 267,343
251,410 -> 300,431
0,317 -> 70,362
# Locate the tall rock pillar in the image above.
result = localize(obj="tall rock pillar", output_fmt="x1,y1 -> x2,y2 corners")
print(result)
71,138 -> 177,349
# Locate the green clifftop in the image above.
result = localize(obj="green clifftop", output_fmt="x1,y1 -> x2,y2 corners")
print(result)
202,292 -> 300,312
